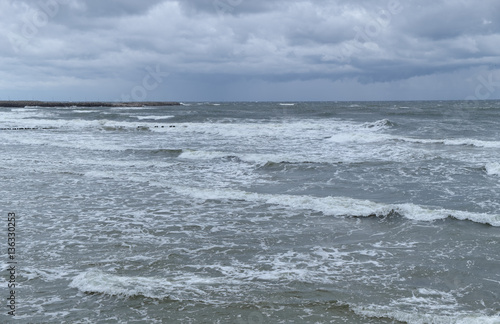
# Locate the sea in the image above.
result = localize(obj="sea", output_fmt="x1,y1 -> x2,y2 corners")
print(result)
1,101 -> 500,324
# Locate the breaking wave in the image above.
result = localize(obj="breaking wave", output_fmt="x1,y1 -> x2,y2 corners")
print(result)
172,187 -> 500,226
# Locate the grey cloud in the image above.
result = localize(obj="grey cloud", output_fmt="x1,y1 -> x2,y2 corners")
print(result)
1,0 -> 499,101
80,0 -> 165,17
399,1 -> 500,40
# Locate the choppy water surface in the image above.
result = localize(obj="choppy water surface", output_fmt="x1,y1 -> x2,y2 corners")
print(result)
1,101 -> 500,323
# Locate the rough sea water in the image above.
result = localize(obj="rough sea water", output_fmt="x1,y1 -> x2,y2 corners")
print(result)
1,101 -> 500,323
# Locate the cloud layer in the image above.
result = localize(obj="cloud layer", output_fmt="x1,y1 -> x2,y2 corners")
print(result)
1,0 -> 499,101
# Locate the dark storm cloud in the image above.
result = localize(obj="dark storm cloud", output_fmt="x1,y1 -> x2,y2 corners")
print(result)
0,0 -> 499,100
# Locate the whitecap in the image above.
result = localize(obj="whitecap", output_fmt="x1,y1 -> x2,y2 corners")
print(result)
363,119 -> 394,129
397,137 -> 500,148
70,270 -> 175,299
69,270 -> 239,301
72,110 -> 100,113
485,162 -> 500,176
171,187 -> 500,226
135,115 -> 174,120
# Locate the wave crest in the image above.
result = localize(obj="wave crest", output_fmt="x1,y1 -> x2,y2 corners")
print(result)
172,187 -> 500,226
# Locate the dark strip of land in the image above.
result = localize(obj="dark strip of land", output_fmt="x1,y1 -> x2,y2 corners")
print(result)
0,101 -> 180,108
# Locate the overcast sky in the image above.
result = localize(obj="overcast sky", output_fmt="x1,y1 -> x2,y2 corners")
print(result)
1,0 -> 499,101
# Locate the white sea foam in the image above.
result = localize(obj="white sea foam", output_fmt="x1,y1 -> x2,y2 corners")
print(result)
0,116 -> 170,132
322,119 -> 393,143
150,118 -> 380,139
73,158 -> 174,169
178,148 -> 308,165
22,266 -> 72,282
72,110 -> 100,113
178,150 -> 232,160
2,114 -> 496,173
69,270 -> 238,301
0,110 -> 55,120
326,132 -> 391,143
485,162 -> 500,175
7,135 -> 132,152
172,187 -> 500,226
398,137 -> 500,148
13,107 -> 39,112
70,270 -> 174,299
135,115 -> 174,120
353,306 -> 500,324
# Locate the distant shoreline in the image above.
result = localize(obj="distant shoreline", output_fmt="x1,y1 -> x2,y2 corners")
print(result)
0,101 -> 180,108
